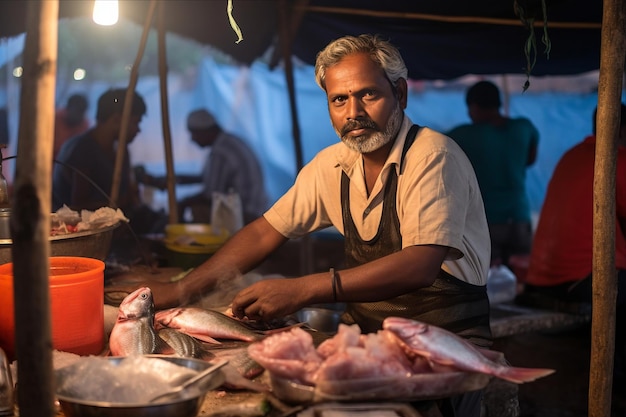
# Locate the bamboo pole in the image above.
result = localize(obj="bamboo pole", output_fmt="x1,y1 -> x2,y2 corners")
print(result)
110,0 -> 157,205
299,4 -> 602,29
12,0 -> 58,415
157,2 -> 178,224
588,0 -> 626,416
277,0 -> 314,275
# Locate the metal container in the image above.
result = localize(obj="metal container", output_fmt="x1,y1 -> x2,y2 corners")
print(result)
0,347 -> 13,416
0,211 -> 118,264
296,307 -> 344,334
55,355 -> 225,417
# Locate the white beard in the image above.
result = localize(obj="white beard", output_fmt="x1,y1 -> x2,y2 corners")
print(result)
337,103 -> 403,154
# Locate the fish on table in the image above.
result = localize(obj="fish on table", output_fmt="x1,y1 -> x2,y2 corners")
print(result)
109,287 -> 175,356
108,287 -> 269,392
383,316 -> 555,383
155,307 -> 265,343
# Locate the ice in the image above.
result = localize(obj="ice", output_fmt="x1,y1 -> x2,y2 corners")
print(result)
56,356 -> 198,404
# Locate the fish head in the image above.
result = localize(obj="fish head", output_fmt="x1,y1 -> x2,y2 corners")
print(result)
117,287 -> 154,320
382,317 -> 429,339
154,307 -> 183,328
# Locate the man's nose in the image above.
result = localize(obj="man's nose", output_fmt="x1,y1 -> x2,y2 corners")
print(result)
346,97 -> 365,120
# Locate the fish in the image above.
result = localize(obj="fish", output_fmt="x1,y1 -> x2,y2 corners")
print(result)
155,307 -> 265,343
109,287 -> 175,356
383,316 -> 555,384
206,341 -> 265,379
157,328 -> 213,360
107,288 -> 267,391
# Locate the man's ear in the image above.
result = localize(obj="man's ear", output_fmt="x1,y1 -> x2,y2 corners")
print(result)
395,78 -> 408,109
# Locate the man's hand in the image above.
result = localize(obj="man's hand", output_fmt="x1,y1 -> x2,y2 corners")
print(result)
231,277 -> 308,321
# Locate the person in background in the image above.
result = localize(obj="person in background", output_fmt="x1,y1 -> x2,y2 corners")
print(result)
523,104 -> 626,408
136,109 -> 267,225
447,81 -> 539,269
53,93 -> 90,160
52,88 -> 167,237
109,34 -> 492,416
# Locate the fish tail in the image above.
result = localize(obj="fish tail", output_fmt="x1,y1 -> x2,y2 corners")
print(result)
496,366 -> 555,383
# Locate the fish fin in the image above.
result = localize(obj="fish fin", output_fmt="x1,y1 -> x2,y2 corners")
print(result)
155,336 -> 177,355
185,332 -> 222,345
497,366 -> 555,383
198,350 -> 217,361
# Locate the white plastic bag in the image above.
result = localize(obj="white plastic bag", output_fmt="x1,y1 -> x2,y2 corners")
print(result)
486,265 -> 517,304
211,190 -> 243,236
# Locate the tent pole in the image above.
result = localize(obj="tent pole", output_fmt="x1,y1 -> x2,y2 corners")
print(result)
110,0 -> 157,206
12,0 -> 57,415
589,0 -> 626,416
278,0 -> 313,275
157,2 -> 178,224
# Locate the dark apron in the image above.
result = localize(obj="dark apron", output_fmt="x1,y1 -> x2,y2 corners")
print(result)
341,125 -> 492,347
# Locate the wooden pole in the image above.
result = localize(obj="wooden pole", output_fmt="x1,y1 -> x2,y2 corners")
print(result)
12,0 -> 57,415
589,0 -> 626,416
278,0 -> 313,275
110,0 -> 157,205
157,2 -> 178,224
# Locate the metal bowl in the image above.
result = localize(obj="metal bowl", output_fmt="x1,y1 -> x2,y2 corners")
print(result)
55,355 -> 225,417
296,307 -> 344,334
0,211 -> 119,264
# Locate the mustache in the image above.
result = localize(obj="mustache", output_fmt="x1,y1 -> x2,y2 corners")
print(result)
340,119 -> 378,136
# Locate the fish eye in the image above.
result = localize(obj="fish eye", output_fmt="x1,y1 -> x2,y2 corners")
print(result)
140,293 -> 148,300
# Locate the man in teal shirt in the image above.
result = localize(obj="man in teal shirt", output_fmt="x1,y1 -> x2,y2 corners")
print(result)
448,81 -> 539,268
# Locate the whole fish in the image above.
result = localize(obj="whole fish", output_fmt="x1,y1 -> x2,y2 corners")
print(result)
109,287 -> 174,356
383,317 -> 555,384
155,307 -> 264,343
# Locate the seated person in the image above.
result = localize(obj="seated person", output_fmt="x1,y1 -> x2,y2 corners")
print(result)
137,109 -> 268,225
447,81 -> 539,268
523,103 -> 626,402
53,88 -> 167,238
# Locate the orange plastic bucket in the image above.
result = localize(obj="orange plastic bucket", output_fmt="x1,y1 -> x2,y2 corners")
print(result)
0,256 -> 105,361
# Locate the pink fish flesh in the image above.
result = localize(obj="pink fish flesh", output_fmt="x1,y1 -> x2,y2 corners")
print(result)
383,317 -> 555,383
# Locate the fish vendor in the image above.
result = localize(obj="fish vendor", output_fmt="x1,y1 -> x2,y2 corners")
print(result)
107,34 -> 492,416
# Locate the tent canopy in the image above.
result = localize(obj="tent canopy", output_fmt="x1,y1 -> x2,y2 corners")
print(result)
0,0 -> 606,79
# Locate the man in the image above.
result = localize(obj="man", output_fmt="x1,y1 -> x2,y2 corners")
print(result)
53,93 -> 90,160
447,81 -> 539,268
52,88 -> 166,236
108,35 -> 492,415
524,104 -> 626,406
137,109 -> 267,225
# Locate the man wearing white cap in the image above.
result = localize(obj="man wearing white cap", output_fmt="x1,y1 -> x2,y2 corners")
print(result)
140,109 -> 267,224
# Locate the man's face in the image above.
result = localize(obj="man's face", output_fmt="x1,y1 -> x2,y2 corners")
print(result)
324,52 -> 407,154
126,115 -> 142,143
189,128 -> 216,148
112,113 -> 142,143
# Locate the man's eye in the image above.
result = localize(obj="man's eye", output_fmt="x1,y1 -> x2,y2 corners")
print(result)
332,96 -> 346,104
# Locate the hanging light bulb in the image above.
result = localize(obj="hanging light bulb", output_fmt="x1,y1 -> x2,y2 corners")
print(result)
93,0 -> 119,26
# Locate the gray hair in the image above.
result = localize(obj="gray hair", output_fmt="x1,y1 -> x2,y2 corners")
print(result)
314,34 -> 408,91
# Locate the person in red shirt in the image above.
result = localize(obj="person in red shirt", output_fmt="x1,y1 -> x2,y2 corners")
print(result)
524,103 -> 626,406
53,94 -> 90,160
